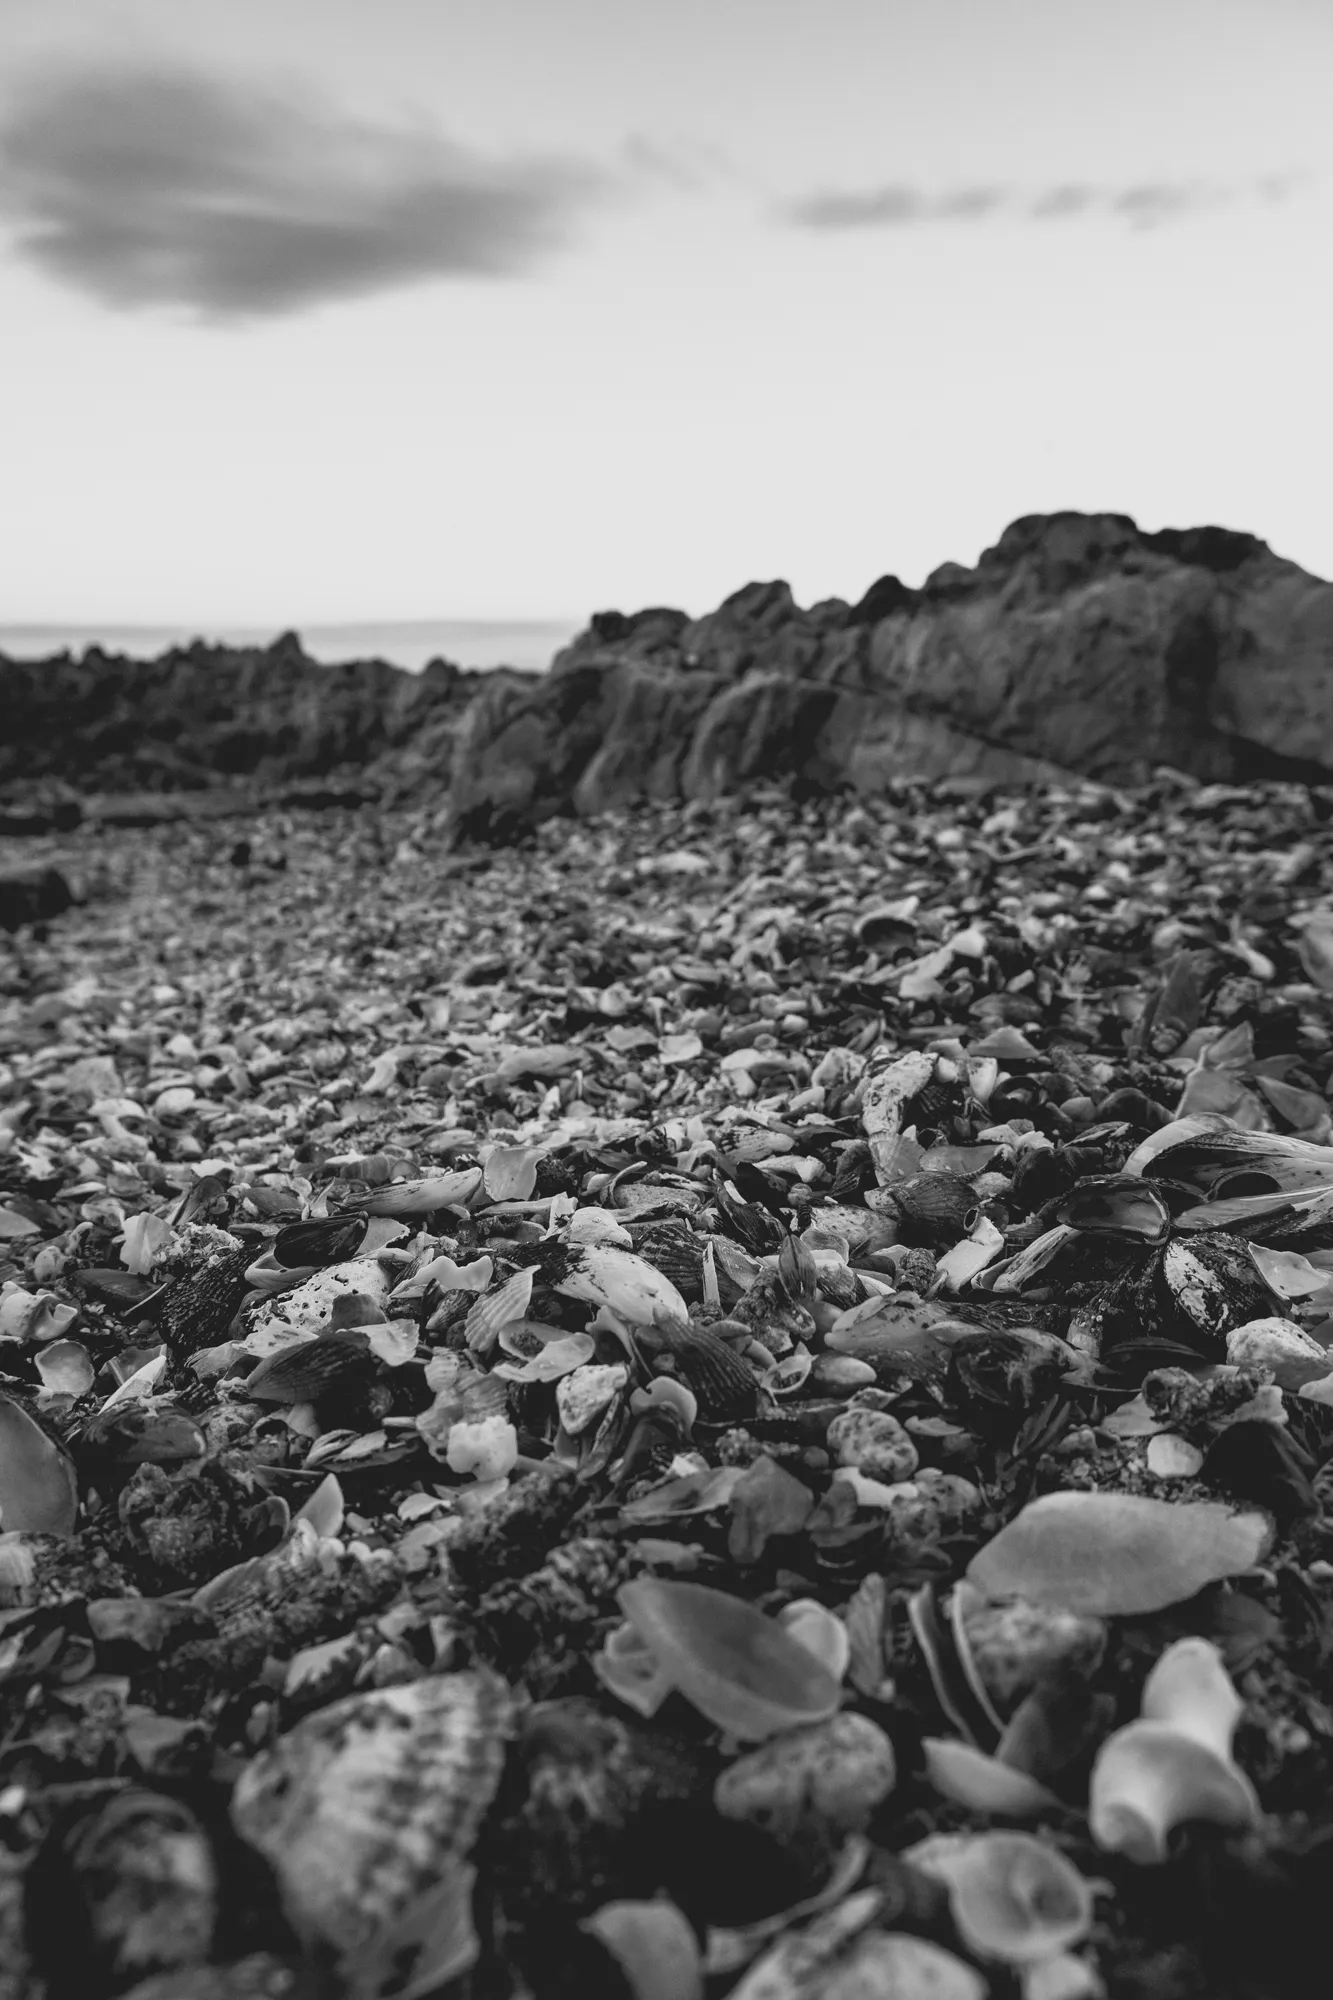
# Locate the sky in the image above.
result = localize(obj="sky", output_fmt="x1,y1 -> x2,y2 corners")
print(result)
1,0 -> 1330,630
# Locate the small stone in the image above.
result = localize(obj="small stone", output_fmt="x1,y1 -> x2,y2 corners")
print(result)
1147,1433 -> 1205,1479
826,1407 -> 919,1482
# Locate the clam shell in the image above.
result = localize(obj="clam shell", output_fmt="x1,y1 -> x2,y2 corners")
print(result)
231,1669 -> 513,1997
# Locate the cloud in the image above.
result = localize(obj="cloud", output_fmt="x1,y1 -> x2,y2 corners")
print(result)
0,63 -> 611,318
786,173 -> 1309,234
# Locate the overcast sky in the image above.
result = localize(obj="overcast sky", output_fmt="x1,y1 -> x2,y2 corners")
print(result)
1,0 -> 1329,625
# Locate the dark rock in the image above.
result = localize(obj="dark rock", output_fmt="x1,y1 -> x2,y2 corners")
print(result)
0,864 -> 75,931
445,510 -> 1333,836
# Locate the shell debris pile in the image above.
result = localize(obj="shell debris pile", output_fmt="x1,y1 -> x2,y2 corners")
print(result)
2,772 -> 1333,1998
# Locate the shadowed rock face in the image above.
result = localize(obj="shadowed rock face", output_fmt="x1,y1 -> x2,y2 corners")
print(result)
0,631 -> 533,800
445,512 -> 1333,834
4,514 -> 1332,835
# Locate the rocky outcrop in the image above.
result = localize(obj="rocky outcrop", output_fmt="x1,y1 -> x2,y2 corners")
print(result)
0,631 -> 536,800
447,512 -> 1333,834
5,514 -> 1331,835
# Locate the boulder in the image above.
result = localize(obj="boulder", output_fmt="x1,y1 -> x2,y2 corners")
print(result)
444,512 -> 1333,835
0,866 -> 74,932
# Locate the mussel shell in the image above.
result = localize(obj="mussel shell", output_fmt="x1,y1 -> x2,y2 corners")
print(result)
272,1214 -> 368,1271
1055,1175 -> 1171,1242
26,1788 -> 220,1994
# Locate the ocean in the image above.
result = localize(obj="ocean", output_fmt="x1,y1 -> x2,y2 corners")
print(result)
0,618 -> 583,675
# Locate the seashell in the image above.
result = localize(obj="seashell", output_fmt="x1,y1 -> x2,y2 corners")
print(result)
825,1407 -> 919,1483
879,1173 -> 981,1248
778,1599 -> 851,1682
158,1244 -> 254,1366
945,1328 -> 1082,1442
922,1738 -> 1062,1819
1224,1316 -> 1332,1390
714,1712 -> 896,1843
619,1464 -> 747,1525
726,1455 -> 815,1565
1151,1234 -> 1277,1354
243,1331 -> 374,1404
272,1212 -> 368,1269
0,1284 -> 79,1344
556,1245 -> 690,1327
950,1581 -> 1106,1726
630,1376 -> 698,1431
614,1579 -> 843,1741
809,1354 -> 877,1396
625,1221 -> 706,1300
34,1335 -> 95,1400
1089,1637 -> 1258,1863
968,1492 -> 1270,1615
360,1168 -> 482,1217
245,1258 -> 393,1357
1055,1174 -> 1171,1241
861,1051 -> 937,1183
231,1669 -> 514,2000
582,1899 -> 703,2000
77,1401 -> 208,1467
26,1787 -> 219,1994
557,1363 -> 629,1437
907,1830 -> 1093,1966
446,1415 -> 519,1481
646,1322 -> 759,1422
0,1396 -> 76,1534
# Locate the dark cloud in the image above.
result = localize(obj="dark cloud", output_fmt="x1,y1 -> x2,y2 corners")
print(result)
786,173 -> 1309,233
0,64 -> 610,317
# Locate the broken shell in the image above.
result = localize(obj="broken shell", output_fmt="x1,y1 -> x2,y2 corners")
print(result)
360,1169 -> 482,1216
951,1581 -> 1107,1726
556,1245 -> 690,1327
778,1599 -> 851,1682
1225,1317 -> 1332,1390
26,1787 -> 219,1993
825,1407 -> 919,1483
0,1394 -> 78,1534
0,1285 -> 79,1344
582,1899 -> 703,2000
615,1579 -> 842,1741
1055,1175 -> 1171,1242
557,1363 -> 629,1437
911,1831 -> 1093,1966
967,1492 -> 1270,1615
922,1739 -> 1062,1819
446,1415 -> 519,1481
230,1669 -> 513,1998
879,1173 -> 981,1248
713,1712 -> 897,1841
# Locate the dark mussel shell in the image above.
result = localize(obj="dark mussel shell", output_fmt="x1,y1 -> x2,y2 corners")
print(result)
270,1213 -> 368,1270
945,1329 -> 1080,1444
1055,1175 -> 1171,1242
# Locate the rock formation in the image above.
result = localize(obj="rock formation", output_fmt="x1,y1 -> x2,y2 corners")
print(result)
4,513 -> 1331,834
446,513 -> 1333,836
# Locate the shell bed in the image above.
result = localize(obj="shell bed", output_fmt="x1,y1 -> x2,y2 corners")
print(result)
2,773 -> 1333,2000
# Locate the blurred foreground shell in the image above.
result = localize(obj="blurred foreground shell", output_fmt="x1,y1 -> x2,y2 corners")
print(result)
26,1788 -> 219,1996
612,1579 -> 842,1741
230,1668 -> 513,2000
0,1393 -> 78,1534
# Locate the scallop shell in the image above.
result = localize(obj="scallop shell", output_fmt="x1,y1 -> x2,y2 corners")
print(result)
230,1669 -> 513,2000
